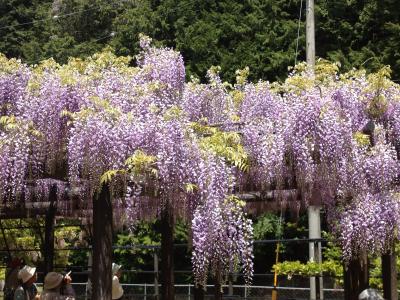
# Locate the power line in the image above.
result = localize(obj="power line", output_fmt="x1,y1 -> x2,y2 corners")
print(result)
0,0 -> 196,32
4,0 -> 196,66
93,32 -> 116,43
0,4 -> 100,31
294,0 -> 304,66
25,32 -> 116,65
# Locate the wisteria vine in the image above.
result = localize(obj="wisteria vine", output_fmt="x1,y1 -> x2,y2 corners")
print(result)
1,38 -> 400,286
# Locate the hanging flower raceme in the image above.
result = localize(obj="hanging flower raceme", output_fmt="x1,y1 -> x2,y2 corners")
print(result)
182,82 -> 232,124
191,156 -> 253,287
0,55 -> 31,115
331,192 -> 400,261
238,83 -> 290,188
137,35 -> 185,109
0,117 -> 32,199
182,68 -> 235,125
68,109 -> 160,188
335,138 -> 398,199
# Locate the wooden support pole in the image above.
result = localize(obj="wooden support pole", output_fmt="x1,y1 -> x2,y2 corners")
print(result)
154,250 -> 159,299
161,201 -> 174,300
86,252 -> 93,299
44,184 -> 57,275
193,286 -> 205,300
92,184 -> 113,300
228,273 -> 233,297
382,245 -> 398,300
0,219 -> 12,261
214,268 -> 223,300
343,252 -> 369,300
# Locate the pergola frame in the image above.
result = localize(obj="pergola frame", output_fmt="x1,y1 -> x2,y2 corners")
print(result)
0,181 -> 115,298
0,181 -> 397,300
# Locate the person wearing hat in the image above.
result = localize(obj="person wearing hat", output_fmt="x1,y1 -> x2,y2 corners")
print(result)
40,272 -> 75,300
112,263 -> 123,300
13,265 -> 39,300
358,288 -> 384,300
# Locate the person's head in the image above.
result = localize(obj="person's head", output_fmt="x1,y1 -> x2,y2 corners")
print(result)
112,263 -> 122,278
358,288 -> 384,300
18,266 -> 37,286
44,272 -> 66,291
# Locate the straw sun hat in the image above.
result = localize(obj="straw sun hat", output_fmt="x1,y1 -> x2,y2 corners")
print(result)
44,272 -> 64,290
18,266 -> 36,284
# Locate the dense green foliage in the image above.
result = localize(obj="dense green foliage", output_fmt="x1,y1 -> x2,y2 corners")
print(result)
0,0 -> 399,81
0,219 -> 83,278
0,219 -> 191,284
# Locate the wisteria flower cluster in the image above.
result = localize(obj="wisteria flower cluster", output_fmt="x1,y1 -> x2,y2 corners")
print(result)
0,37 -> 254,287
1,36 -> 400,284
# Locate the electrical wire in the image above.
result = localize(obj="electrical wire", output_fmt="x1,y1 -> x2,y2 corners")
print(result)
5,0 -> 196,66
294,0 -> 304,66
0,0 -> 196,32
93,32 -> 116,43
25,32 -> 116,65
0,4 -> 100,31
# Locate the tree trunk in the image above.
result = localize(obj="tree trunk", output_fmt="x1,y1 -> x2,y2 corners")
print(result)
194,286 -> 205,300
92,184 -> 113,300
44,184 -> 57,275
344,252 -> 369,300
214,268 -> 223,300
154,250 -> 159,300
382,245 -> 398,300
161,201 -> 174,300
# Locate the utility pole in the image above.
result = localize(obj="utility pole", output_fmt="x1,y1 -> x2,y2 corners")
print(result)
306,0 -> 315,68
306,1 -> 323,299
308,206 -> 323,300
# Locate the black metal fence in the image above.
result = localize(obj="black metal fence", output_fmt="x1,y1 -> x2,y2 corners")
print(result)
0,237 -> 347,299
25,282 -> 344,300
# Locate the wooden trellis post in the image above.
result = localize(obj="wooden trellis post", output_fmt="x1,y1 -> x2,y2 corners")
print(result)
92,183 -> 113,299
0,219 -> 12,261
193,286 -> 205,300
343,252 -> 369,300
161,200 -> 175,300
214,267 -> 223,300
382,245 -> 398,300
153,250 -> 159,299
44,184 -> 57,275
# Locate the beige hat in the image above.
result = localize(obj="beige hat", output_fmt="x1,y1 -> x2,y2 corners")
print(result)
112,263 -> 122,275
112,275 -> 124,299
44,272 -> 64,290
18,266 -> 36,284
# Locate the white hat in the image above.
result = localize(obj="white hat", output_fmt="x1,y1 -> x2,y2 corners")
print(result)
112,275 -> 124,299
358,288 -> 384,300
18,266 -> 36,283
44,272 -> 64,290
112,263 -> 122,275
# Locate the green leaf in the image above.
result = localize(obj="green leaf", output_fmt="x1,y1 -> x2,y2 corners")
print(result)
185,183 -> 198,193
100,169 -> 125,184
124,150 -> 157,177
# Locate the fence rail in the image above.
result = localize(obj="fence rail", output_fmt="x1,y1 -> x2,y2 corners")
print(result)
36,282 -> 344,300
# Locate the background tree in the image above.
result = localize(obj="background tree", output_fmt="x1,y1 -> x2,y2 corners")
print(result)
1,0 -> 399,81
